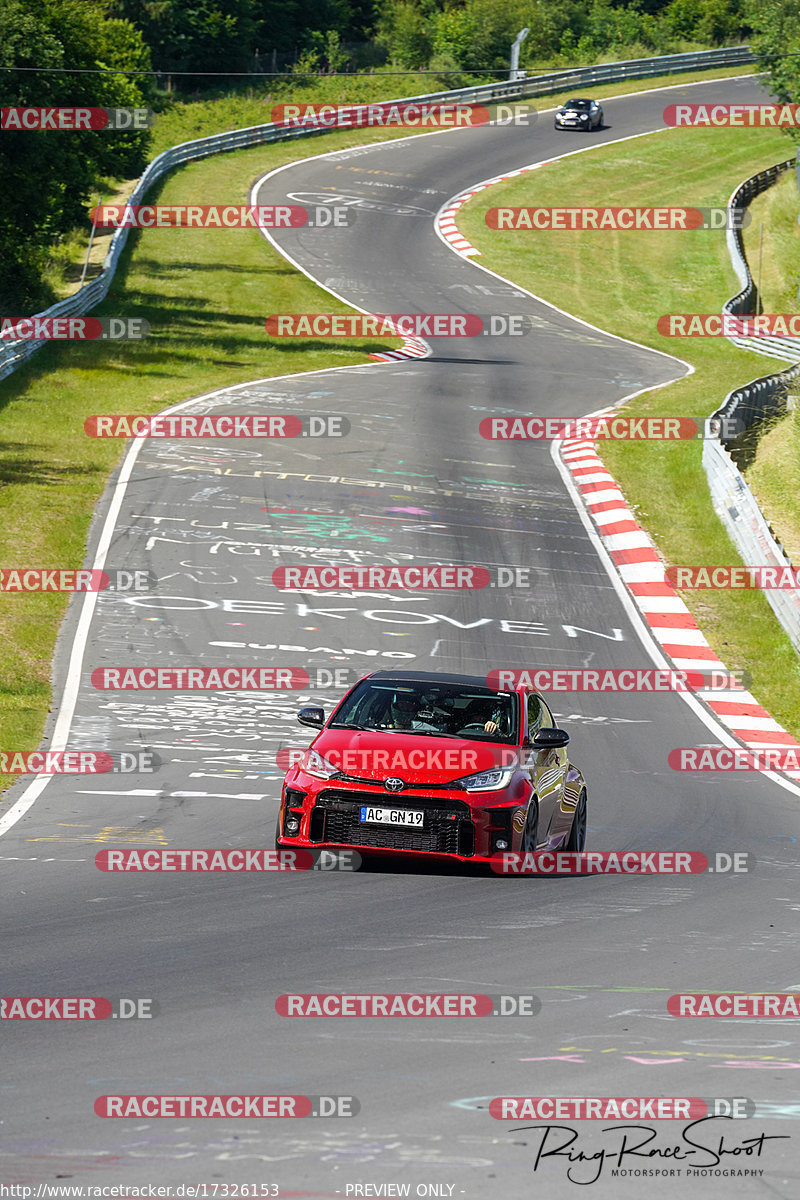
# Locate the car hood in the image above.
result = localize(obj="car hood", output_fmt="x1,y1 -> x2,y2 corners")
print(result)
310,728 -> 516,786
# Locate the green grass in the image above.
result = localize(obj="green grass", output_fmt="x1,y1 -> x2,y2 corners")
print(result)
0,132 -> 403,788
738,170 -> 800,567
741,168 -> 800,315
145,62 -> 760,158
0,62 -> 772,801
458,123 -> 800,738
55,61 -> 763,305
747,403 -> 800,566
43,59 -> 763,304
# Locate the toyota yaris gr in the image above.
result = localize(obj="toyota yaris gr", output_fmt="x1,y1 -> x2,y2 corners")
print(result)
276,670 -> 587,866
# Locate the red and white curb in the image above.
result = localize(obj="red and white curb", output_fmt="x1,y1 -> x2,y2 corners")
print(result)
561,437 -> 800,779
437,163 -> 553,257
369,335 -> 429,362
438,197 -> 482,256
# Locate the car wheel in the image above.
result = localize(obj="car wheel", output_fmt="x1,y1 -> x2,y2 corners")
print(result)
274,816 -> 282,850
565,789 -> 587,851
520,799 -> 539,853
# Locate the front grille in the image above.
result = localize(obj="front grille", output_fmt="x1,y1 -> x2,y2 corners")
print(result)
331,772 -> 464,790
314,789 -> 475,856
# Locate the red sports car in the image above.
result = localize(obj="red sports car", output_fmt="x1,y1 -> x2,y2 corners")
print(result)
276,671 -> 587,866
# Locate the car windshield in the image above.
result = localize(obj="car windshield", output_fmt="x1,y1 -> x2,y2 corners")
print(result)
330,679 -> 518,743
565,99 -> 591,110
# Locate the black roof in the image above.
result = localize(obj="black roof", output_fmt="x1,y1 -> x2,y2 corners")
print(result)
364,670 -> 502,689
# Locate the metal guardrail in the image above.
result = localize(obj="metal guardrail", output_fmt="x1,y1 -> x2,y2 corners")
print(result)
501,43 -> 755,96
722,158 -> 800,367
703,160 -> 800,656
703,436 -> 800,655
725,161 -> 793,316
0,120 -> 340,381
715,159 -> 800,440
716,157 -> 800,438
714,357 -> 800,436
0,44 -> 757,382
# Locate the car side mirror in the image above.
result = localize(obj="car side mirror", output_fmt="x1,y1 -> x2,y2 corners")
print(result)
532,727 -> 570,749
297,706 -> 325,729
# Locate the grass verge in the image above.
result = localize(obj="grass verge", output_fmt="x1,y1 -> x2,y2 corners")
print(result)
458,123 -> 800,737
58,63 -> 761,299
0,129 -> 406,790
0,63 -> 773,799
146,62 -> 760,158
739,170 -> 800,567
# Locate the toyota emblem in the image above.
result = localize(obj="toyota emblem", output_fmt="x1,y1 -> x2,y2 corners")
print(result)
384,777 -> 405,792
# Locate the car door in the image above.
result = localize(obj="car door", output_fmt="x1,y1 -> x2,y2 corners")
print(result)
524,694 -> 568,846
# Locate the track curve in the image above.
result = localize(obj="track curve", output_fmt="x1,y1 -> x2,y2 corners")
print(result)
2,75 -> 799,1199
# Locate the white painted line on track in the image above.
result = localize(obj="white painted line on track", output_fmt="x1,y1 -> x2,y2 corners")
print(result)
427,98 -> 800,798
0,359 -> 417,838
0,72 -> 774,834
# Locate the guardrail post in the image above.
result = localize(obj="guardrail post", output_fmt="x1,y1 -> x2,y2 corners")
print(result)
509,28 -> 529,83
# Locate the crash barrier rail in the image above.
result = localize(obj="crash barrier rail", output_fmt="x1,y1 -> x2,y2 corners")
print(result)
502,43 -> 755,96
0,43 -> 757,382
703,160 -> 800,656
722,158 -> 800,364
717,159 -> 800,431
703,434 -> 800,656
725,161 -> 792,316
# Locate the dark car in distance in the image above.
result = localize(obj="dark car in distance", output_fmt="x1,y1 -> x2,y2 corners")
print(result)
554,97 -> 604,130
276,671 -> 588,867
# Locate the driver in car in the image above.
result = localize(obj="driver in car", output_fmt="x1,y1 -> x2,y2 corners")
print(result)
461,697 -> 501,734
385,690 -> 445,732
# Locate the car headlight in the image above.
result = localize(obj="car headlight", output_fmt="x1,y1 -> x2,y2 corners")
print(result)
580,113 -> 588,120
300,748 -> 341,779
456,767 -> 515,792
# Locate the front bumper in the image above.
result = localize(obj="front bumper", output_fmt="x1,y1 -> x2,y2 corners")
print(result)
278,773 -> 524,864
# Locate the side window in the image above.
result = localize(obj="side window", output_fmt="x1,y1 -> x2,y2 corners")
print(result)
526,694 -> 553,741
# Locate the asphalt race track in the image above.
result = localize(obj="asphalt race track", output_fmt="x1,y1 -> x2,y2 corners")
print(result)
2,75 -> 799,1197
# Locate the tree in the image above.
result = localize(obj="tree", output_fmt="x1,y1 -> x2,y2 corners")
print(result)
748,0 -> 800,104
381,1 -> 433,70
109,1 -> 258,75
0,0 -> 152,310
664,0 -> 749,43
